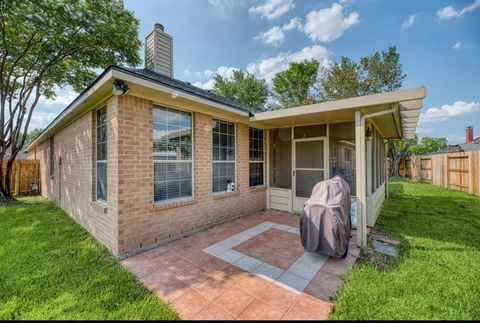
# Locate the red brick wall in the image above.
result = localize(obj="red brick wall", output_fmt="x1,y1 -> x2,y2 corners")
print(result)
30,94 -> 267,257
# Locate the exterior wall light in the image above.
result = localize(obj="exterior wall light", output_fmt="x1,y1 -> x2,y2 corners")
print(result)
113,79 -> 129,96
365,127 -> 373,141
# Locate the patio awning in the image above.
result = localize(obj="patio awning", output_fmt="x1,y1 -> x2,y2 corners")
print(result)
250,87 -> 426,139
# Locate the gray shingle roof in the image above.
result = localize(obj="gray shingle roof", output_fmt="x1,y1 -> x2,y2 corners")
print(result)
121,67 -> 255,115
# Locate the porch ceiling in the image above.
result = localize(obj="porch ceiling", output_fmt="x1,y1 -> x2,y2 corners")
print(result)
250,87 -> 426,139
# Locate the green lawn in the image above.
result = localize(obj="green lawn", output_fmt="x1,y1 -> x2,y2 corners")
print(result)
0,197 -> 179,320
331,180 -> 480,320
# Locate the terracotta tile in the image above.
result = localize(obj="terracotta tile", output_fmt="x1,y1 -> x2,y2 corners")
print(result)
174,266 -> 211,288
283,294 -> 333,320
170,289 -> 211,319
194,276 -> 234,301
211,265 -> 249,285
139,268 -> 172,287
193,302 -> 236,320
183,251 -> 215,266
238,299 -> 285,320
152,274 -> 190,302
120,254 -> 148,269
214,287 -> 255,317
198,257 -> 231,273
309,271 -> 343,301
257,283 -> 299,313
235,274 -> 271,297
164,257 -> 196,276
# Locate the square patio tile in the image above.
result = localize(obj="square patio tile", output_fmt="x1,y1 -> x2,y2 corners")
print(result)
216,249 -> 244,264
276,272 -> 310,293
233,255 -> 263,272
257,283 -> 299,313
253,263 -> 284,281
170,289 -> 210,319
214,287 -> 255,317
238,299 -> 285,320
192,303 -> 235,320
283,295 -> 333,320
235,274 -> 272,297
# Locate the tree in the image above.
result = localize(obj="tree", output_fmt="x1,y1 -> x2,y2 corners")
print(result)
0,0 -> 141,200
24,128 -> 44,146
272,59 -> 320,108
409,136 -> 447,156
212,70 -> 268,112
387,136 -> 417,177
320,57 -> 362,101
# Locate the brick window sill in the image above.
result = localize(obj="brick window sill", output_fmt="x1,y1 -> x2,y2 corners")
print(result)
213,191 -> 240,200
91,201 -> 107,214
152,198 -> 197,211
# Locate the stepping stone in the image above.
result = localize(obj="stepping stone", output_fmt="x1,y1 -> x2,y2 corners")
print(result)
372,240 -> 398,257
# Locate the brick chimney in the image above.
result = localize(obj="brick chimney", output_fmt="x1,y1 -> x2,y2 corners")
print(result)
145,23 -> 173,78
466,126 -> 474,144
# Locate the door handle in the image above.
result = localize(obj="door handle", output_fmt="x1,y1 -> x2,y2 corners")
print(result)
293,170 -> 295,177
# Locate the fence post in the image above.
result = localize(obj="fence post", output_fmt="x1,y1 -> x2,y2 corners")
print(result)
14,161 -> 20,196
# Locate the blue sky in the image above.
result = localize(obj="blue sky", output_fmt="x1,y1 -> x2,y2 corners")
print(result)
34,0 -> 480,144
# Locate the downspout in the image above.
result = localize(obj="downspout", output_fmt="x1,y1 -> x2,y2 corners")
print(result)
356,105 -> 399,247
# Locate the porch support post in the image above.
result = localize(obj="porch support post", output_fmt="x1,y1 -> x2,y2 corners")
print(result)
355,109 -> 367,247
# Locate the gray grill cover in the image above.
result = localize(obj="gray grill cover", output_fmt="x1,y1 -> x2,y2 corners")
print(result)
299,175 -> 351,258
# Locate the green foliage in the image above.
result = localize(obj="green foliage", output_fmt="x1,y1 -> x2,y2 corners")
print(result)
320,46 -> 406,101
0,197 -> 179,320
332,180 -> 480,320
320,57 -> 361,101
272,59 -> 320,108
0,0 -> 141,196
409,136 -> 447,156
212,70 -> 268,111
24,128 -> 44,146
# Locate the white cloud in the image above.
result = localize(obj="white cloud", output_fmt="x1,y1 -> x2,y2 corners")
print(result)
249,0 -> 295,20
437,0 -> 480,20
184,69 -> 191,75
419,101 -> 480,123
247,45 -> 331,82
29,112 -> 58,130
204,69 -> 215,77
283,17 -> 303,31
193,66 -> 240,90
255,26 -> 285,46
452,42 -> 462,50
40,87 -> 77,106
208,0 -> 245,17
401,13 -> 420,30
254,17 -> 303,46
303,3 -> 360,42
416,127 -> 434,135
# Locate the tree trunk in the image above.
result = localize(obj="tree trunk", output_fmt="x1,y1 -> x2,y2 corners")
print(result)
0,156 -> 16,203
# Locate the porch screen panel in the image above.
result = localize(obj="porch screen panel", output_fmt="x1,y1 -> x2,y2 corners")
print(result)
212,119 -> 235,192
153,106 -> 192,203
249,127 -> 264,187
269,128 -> 292,189
295,140 -> 324,198
96,107 -> 107,202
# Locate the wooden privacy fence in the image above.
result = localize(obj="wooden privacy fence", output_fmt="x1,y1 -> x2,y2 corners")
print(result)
1,159 -> 40,196
388,151 -> 480,196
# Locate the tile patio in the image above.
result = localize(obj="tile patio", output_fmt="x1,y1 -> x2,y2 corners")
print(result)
121,210 -> 360,320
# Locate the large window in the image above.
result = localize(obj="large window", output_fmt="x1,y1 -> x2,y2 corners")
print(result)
212,119 -> 235,193
249,127 -> 264,187
96,107 -> 107,202
153,106 -> 192,203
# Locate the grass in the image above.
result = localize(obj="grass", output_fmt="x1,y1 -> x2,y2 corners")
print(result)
331,179 -> 480,320
0,196 -> 179,320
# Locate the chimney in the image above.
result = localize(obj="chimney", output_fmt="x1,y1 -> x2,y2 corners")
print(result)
145,23 -> 173,77
466,126 -> 474,144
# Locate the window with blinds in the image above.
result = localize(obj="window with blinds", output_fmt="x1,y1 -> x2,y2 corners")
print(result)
249,127 -> 264,187
96,107 -> 107,202
212,119 -> 236,193
153,106 -> 193,203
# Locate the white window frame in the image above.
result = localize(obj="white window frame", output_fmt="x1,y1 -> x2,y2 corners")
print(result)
249,127 -> 265,188
212,118 -> 237,193
96,106 -> 107,203
153,105 -> 194,204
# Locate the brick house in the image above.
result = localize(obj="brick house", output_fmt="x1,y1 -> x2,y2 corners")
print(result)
26,24 -> 426,258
